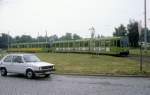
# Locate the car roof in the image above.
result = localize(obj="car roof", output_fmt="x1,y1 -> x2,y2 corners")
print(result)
7,53 -> 34,56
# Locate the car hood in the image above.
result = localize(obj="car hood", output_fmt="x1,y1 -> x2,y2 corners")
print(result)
27,61 -> 54,67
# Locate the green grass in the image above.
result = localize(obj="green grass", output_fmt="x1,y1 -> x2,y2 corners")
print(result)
130,48 -> 150,56
36,53 -> 150,75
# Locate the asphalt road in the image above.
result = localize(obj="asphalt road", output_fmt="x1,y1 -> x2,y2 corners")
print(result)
0,74 -> 150,95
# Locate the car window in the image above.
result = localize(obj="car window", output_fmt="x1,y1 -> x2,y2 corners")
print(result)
12,56 -> 23,63
4,55 -> 12,62
23,55 -> 40,62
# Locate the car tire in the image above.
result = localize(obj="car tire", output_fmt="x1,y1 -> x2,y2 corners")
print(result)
0,68 -> 7,76
44,74 -> 50,78
26,70 -> 35,79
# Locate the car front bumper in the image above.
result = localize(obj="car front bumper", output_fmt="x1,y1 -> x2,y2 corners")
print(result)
34,70 -> 51,76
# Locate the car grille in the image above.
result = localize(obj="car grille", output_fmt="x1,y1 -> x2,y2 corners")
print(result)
41,66 -> 53,70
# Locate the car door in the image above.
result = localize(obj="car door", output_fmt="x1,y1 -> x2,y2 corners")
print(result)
2,55 -> 13,72
12,55 -> 26,74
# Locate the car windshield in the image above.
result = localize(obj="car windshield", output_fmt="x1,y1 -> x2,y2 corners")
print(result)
23,55 -> 41,62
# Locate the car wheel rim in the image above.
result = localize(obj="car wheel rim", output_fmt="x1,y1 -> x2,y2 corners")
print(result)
1,69 -> 5,75
27,72 -> 32,78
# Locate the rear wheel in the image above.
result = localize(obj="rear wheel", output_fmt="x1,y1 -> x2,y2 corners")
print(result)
0,68 -> 7,76
26,70 -> 35,79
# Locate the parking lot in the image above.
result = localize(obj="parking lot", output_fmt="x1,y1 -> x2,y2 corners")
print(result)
0,74 -> 150,95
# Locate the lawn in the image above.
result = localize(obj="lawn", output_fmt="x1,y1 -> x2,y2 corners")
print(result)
130,48 -> 150,56
36,53 -> 150,76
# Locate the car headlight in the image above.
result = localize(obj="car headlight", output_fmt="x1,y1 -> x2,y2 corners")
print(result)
52,65 -> 55,70
39,67 -> 42,70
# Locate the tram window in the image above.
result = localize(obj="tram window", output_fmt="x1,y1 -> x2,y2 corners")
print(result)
29,44 -> 32,48
63,43 -> 65,47
117,40 -> 120,47
110,40 -> 114,46
75,42 -> 79,47
114,40 -> 116,46
101,41 -> 105,46
35,44 -> 37,48
99,41 -> 101,46
21,45 -> 23,48
61,43 -> 63,47
79,42 -> 82,47
22,45 -> 24,48
95,41 -> 99,47
105,41 -> 110,47
20,45 -> 22,48
66,43 -> 68,47
31,44 -> 33,48
38,44 -> 40,48
42,44 -> 45,48
54,43 -> 56,47
33,44 -> 35,48
12,45 -> 17,48
57,43 -> 59,47
17,45 -> 19,48
69,43 -> 73,47
47,44 -> 49,48
60,43 -> 63,47
46,44 -> 48,48
85,42 -> 89,47
45,44 -> 48,48
41,44 -> 43,48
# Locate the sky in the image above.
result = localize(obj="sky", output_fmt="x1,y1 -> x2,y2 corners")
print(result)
0,0 -> 150,38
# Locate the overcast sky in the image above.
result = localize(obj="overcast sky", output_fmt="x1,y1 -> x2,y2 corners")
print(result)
0,0 -> 150,38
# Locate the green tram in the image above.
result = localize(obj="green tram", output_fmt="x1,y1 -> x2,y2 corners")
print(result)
52,37 -> 129,56
8,42 -> 51,53
8,37 -> 129,56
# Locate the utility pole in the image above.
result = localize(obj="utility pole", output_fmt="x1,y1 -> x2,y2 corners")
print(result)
89,26 -> 95,54
138,21 -> 143,71
38,32 -> 39,48
7,31 -> 10,50
45,30 -> 48,43
144,0 -> 147,50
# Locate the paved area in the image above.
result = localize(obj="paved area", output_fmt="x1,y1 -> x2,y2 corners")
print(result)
0,74 -> 150,95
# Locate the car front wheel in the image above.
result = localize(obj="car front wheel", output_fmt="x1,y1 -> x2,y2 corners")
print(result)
26,70 -> 35,79
0,68 -> 7,76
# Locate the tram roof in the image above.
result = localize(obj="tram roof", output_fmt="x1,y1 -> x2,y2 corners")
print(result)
11,42 -> 49,46
10,37 -> 122,45
53,37 -> 121,43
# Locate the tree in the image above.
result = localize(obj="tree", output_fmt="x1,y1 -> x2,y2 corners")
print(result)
97,34 -> 101,38
65,33 -> 72,40
14,36 -> 20,43
127,21 -> 139,47
48,35 -> 58,42
73,34 -> 81,40
37,36 -> 46,42
146,29 -> 150,43
19,35 -> 33,43
59,33 -> 72,40
0,33 -> 12,49
113,24 -> 127,37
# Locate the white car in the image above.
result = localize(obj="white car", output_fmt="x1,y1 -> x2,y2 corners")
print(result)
0,54 -> 55,78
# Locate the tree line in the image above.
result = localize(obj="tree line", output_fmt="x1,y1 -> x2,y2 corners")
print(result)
113,20 -> 150,47
0,33 -> 82,49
